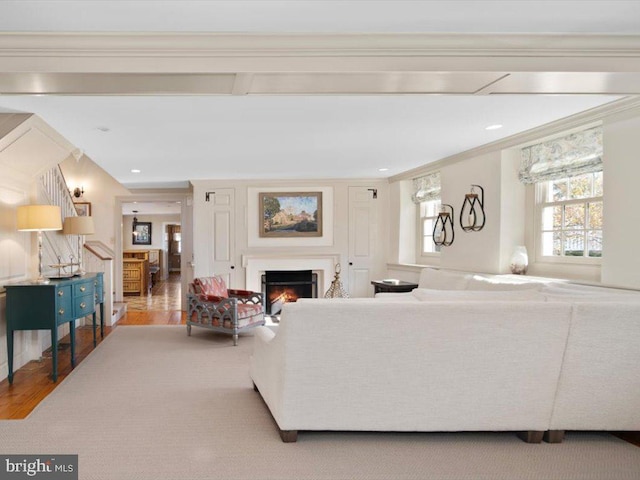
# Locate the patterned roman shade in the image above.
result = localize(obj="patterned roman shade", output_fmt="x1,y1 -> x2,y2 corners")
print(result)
519,126 -> 603,184
411,171 -> 441,204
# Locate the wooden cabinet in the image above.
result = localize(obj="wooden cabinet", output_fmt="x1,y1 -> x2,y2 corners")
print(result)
123,249 -> 165,294
123,258 -> 147,296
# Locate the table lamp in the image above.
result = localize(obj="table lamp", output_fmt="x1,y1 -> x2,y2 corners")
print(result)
63,215 -> 95,276
17,204 -> 63,284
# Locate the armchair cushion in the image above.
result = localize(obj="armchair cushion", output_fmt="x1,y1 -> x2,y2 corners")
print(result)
193,276 -> 228,298
228,288 -> 253,296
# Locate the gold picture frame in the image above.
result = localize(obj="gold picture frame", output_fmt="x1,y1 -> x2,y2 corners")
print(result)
259,192 -> 322,238
74,202 -> 91,217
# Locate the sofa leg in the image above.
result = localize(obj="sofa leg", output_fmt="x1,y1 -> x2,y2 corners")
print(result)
279,429 -> 298,443
544,430 -> 565,443
187,324 -> 191,336
517,431 -> 544,443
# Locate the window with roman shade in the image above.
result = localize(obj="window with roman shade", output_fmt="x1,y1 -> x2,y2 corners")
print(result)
521,126 -> 604,261
412,172 -> 441,258
519,126 -> 602,184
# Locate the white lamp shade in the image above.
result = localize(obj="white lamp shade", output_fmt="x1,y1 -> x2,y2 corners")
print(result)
17,205 -> 62,231
63,215 -> 95,235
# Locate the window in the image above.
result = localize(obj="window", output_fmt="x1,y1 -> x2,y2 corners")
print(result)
412,172 -> 441,261
521,126 -> 603,263
419,199 -> 442,255
538,172 -> 603,258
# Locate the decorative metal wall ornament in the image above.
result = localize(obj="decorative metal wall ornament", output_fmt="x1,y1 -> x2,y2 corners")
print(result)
460,184 -> 486,232
324,263 -> 349,298
433,204 -> 455,247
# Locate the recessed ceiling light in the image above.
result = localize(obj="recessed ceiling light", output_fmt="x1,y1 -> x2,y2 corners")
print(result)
131,169 -> 141,173
378,168 -> 389,172
485,124 -> 503,131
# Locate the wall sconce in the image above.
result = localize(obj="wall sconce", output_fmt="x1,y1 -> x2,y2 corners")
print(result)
17,204 -> 63,284
433,204 -> 455,247
460,184 -> 485,232
72,186 -> 84,198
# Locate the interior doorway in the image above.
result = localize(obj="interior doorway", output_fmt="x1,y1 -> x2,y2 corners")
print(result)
118,198 -> 191,312
166,224 -> 181,273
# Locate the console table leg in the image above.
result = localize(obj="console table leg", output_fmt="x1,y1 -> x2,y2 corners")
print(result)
7,330 -> 14,384
51,327 -> 58,383
99,302 -> 104,338
70,320 -> 76,368
92,311 -> 97,347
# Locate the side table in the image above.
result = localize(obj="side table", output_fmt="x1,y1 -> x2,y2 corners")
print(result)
371,279 -> 418,294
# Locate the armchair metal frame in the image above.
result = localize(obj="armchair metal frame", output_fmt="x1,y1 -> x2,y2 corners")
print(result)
187,283 -> 265,346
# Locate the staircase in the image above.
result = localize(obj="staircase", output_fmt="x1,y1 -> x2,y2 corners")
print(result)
38,166 -> 123,326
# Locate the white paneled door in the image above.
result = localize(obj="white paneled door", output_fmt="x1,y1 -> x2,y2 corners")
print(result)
207,188 -> 236,287
348,186 -> 379,297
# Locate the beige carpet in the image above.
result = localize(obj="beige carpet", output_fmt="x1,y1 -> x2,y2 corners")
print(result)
1,326 -> 639,480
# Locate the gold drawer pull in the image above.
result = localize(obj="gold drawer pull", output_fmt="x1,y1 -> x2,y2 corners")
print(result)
58,309 -> 64,315
58,290 -> 64,297
80,302 -> 86,309
80,286 -> 86,292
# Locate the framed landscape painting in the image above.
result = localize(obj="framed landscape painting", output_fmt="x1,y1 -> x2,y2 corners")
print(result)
259,192 -> 323,238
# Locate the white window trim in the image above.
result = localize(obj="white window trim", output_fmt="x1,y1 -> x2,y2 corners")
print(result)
416,199 -> 441,265
534,181 -> 602,266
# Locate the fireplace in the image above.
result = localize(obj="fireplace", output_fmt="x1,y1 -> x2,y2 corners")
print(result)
262,270 -> 318,315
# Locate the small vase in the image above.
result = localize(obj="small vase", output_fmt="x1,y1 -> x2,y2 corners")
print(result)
509,246 -> 529,275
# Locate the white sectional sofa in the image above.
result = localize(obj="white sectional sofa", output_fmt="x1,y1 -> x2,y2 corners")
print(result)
250,268 -> 640,443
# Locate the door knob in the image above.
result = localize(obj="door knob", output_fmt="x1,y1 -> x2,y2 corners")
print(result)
349,262 -> 353,266
230,266 -> 235,270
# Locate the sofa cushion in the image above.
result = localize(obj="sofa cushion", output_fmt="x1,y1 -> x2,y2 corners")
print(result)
541,285 -> 640,303
465,275 -> 544,291
418,268 -> 472,290
411,288 -> 545,302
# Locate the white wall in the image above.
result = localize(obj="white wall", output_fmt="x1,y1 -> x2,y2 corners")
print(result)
122,214 -> 180,250
602,112 -> 640,289
388,108 -> 640,289
439,152 -> 504,273
60,154 -> 130,249
191,179 -> 388,296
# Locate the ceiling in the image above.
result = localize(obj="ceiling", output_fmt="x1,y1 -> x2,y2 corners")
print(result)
0,1 -> 638,189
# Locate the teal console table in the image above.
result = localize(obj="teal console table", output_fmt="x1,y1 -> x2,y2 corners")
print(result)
5,272 -> 104,383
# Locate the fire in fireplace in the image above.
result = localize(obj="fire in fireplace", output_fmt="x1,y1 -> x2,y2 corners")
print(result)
262,270 -> 318,315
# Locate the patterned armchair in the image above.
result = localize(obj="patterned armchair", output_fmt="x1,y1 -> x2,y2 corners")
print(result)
187,276 -> 265,346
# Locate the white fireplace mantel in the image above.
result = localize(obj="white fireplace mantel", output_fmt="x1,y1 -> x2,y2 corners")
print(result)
242,253 -> 341,294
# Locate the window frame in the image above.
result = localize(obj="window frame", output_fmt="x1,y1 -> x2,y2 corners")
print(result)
416,198 -> 441,264
534,174 -> 603,265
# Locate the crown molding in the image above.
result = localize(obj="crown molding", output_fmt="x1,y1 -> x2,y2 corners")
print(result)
1,33 -> 639,75
1,32 -> 640,57
389,96 -> 640,183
